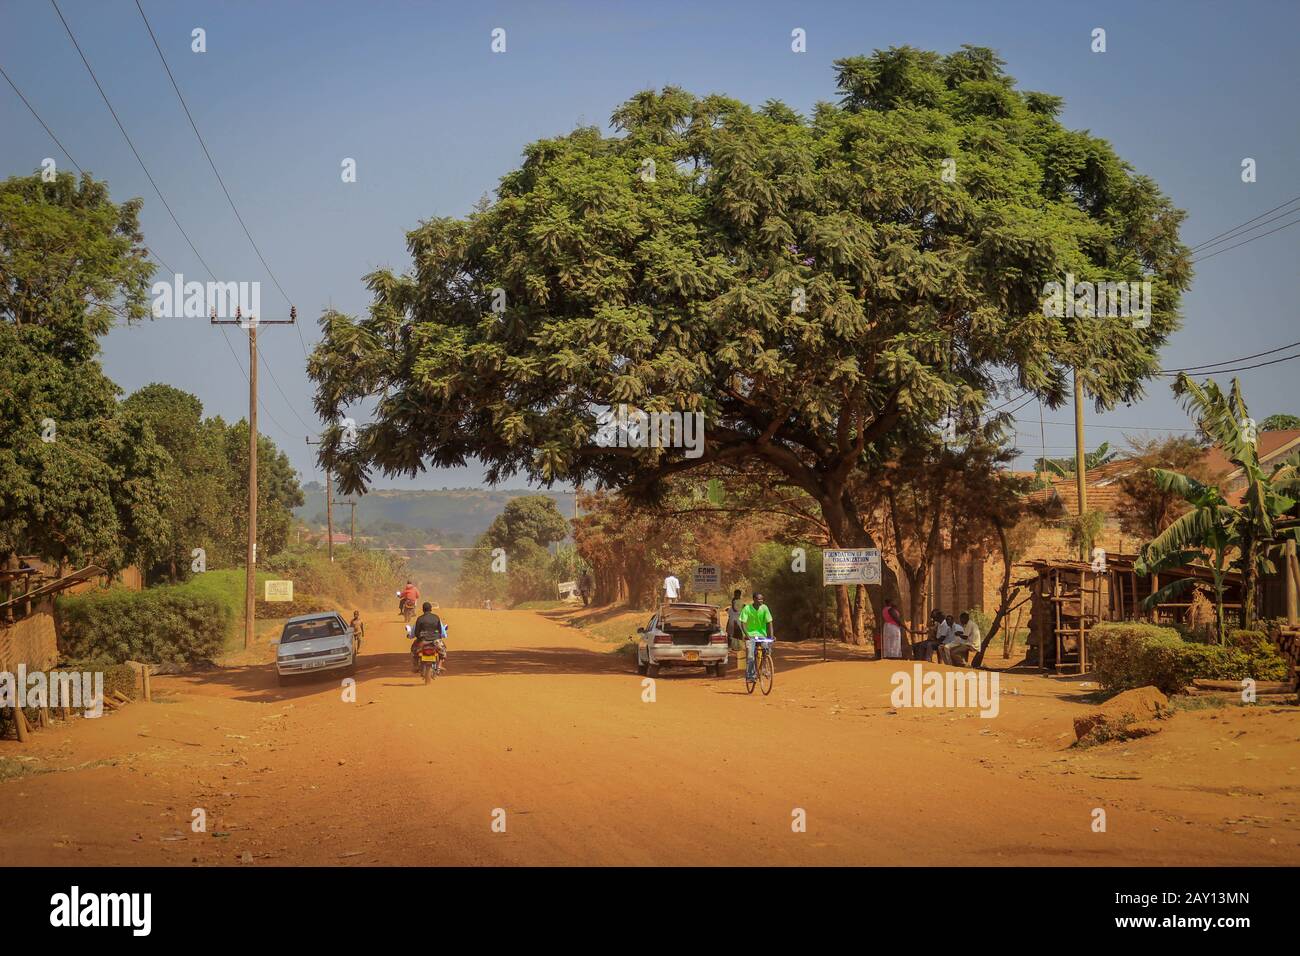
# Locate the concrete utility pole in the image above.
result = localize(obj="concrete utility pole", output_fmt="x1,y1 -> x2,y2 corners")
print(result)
1073,369 -> 1089,561
305,436 -> 335,562
211,307 -> 297,650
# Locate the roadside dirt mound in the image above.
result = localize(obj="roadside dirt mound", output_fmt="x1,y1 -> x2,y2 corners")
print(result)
1073,686 -> 1171,744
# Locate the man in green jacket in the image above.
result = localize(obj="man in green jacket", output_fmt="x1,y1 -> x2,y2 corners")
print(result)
739,592 -> 774,682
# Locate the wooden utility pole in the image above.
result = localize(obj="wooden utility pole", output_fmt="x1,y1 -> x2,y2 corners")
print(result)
340,499 -> 357,547
1073,368 -> 1089,561
305,437 -> 335,562
212,306 -> 297,650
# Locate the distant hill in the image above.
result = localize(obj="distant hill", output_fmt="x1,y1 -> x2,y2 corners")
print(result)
296,485 -> 576,542
294,487 -> 576,602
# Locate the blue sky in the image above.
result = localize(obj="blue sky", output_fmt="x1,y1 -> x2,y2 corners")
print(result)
3,0 -> 1298,487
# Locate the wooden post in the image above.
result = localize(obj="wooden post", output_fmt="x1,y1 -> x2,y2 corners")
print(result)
1073,369 -> 1089,561
1286,540 -> 1298,626
245,321 -> 258,651
13,705 -> 28,742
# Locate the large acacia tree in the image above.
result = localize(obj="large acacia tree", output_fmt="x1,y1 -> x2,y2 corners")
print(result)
311,47 -> 1189,623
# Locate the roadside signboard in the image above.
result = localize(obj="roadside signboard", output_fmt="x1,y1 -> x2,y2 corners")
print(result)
264,580 -> 294,602
822,549 -> 881,586
557,580 -> 578,599
692,564 -> 721,592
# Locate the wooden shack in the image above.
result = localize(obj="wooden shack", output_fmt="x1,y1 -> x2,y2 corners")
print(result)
1023,554 -> 1245,674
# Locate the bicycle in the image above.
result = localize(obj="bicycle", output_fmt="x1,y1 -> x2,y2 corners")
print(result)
745,636 -> 774,696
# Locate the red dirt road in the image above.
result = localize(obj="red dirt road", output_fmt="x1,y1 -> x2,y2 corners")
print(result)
2,608 -> 1297,865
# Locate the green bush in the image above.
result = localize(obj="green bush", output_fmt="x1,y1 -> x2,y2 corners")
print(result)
1226,629 -> 1289,682
57,585 -> 230,664
1090,622 -> 1278,694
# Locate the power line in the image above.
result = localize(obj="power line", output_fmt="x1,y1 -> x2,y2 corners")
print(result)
132,0 -> 314,363
22,11 -> 300,444
50,0 -> 218,279
0,60 -> 174,276
1189,195 -> 1300,251
1160,349 -> 1300,377
1162,339 -> 1300,374
1190,210 -> 1300,264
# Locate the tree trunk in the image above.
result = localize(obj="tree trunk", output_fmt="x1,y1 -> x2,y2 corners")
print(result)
835,585 -> 853,643
972,522 -> 1017,668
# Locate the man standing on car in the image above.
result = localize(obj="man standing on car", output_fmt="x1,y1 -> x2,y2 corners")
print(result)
739,592 -> 774,682
411,601 -> 445,674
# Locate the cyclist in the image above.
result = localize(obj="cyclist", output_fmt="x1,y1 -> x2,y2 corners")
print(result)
739,591 -> 774,682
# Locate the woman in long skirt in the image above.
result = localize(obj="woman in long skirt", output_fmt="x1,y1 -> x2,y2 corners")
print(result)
881,599 -> 903,659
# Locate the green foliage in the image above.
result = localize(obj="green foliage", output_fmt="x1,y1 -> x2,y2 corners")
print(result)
1259,414 -> 1300,432
57,583 -> 233,664
485,495 -> 569,550
1137,376 -> 1298,636
310,47 -> 1189,561
1,172 -> 171,573
1035,442 -> 1117,479
746,542 -> 832,641
1225,629 -> 1288,682
1089,622 -> 1280,694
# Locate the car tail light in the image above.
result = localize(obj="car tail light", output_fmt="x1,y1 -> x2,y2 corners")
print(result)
653,633 -> 672,644
710,631 -> 726,644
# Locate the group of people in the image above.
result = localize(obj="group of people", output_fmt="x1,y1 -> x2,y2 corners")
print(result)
881,599 -> 980,665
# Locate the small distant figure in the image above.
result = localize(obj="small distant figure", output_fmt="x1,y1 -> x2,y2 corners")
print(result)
579,571 -> 593,608
484,598 -> 493,611
881,598 -> 903,660
350,610 -> 365,650
662,572 -> 680,604
726,588 -> 743,647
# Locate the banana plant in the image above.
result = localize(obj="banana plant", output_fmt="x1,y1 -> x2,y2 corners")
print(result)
1136,375 -> 1297,639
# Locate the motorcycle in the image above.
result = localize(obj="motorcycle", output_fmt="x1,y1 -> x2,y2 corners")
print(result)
400,596 -> 416,623
408,623 -> 449,684
413,637 -> 441,684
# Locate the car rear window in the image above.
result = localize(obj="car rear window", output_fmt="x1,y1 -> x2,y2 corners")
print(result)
281,618 -> 344,644
660,606 -> 717,629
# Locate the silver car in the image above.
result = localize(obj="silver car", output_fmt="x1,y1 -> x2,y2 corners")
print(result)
634,603 -> 729,677
274,612 -> 358,685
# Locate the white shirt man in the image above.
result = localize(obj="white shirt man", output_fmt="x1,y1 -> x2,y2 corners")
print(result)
663,574 -> 680,602
941,615 -> 979,665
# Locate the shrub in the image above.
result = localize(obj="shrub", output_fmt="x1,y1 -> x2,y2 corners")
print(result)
1226,629 -> 1289,682
57,586 -> 230,664
1089,622 -> 1275,694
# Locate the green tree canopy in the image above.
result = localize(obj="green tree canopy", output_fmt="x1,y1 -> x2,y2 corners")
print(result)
1,172 -> 168,573
310,46 -> 1190,562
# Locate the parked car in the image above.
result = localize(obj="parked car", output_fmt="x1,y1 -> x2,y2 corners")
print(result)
634,603 -> 729,677
273,612 -> 358,685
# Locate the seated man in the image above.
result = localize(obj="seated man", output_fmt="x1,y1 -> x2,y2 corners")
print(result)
940,613 -> 979,666
914,609 -> 946,661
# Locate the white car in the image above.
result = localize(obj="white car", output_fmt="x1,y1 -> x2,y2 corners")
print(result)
634,603 -> 729,677
273,612 -> 358,685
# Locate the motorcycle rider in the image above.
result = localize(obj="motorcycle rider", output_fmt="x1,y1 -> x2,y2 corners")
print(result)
410,601 -> 446,675
398,580 -> 420,615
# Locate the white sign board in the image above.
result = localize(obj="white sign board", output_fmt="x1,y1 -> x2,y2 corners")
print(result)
822,549 -> 881,586
692,564 -> 721,591
264,580 -> 294,602
557,580 -> 578,599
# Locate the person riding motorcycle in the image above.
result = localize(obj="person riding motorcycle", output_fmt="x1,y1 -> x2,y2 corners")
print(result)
398,580 -> 420,615
410,602 -> 446,675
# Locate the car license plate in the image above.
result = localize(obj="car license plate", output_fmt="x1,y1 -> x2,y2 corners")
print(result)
683,651 -> 699,662
307,660 -> 326,668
